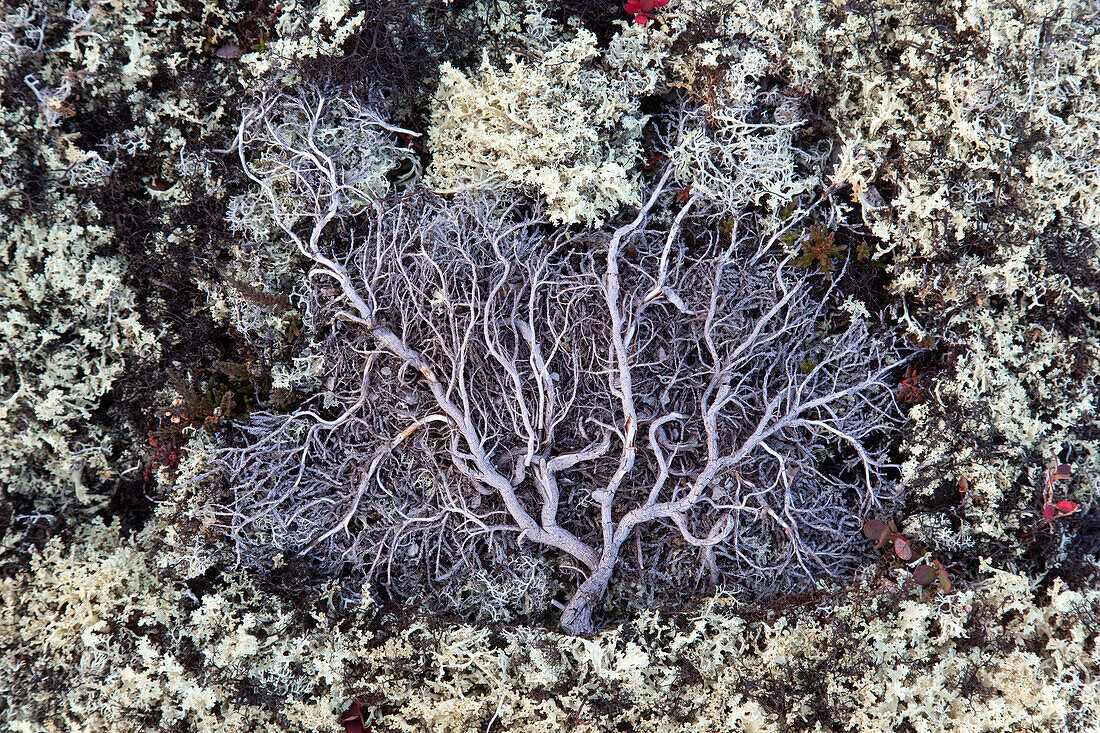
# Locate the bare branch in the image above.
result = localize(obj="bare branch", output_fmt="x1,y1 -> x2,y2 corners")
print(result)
211,84 -> 908,634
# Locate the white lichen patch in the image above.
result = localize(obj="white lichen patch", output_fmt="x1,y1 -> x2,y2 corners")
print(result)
426,19 -> 667,225
0,212 -> 156,505
4,519 -> 1098,733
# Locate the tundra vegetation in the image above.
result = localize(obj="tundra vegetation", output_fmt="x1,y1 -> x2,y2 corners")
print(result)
1,0 -> 1098,730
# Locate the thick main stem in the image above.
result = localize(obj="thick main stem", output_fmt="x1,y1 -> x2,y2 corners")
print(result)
559,552 -> 621,635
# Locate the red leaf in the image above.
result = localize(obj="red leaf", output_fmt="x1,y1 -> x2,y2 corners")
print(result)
863,519 -> 887,541
894,537 -> 913,561
1043,504 -> 1057,521
1054,501 -> 1079,515
626,0 -> 665,22
913,564 -> 936,586
341,700 -> 365,733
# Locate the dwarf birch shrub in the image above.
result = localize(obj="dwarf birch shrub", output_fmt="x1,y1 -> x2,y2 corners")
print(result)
207,77 -> 909,631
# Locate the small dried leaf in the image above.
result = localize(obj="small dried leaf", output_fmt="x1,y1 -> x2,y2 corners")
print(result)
215,43 -> 242,59
893,537 -> 913,561
863,519 -> 887,541
913,564 -> 936,586
1054,464 -> 1072,480
958,476 -> 968,493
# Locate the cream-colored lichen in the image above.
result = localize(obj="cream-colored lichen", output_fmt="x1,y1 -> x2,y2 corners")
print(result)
426,16 -> 668,225
0,212 -> 156,506
3,514 -> 1097,732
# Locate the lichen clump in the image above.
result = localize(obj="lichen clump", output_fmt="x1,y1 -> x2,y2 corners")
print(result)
426,22 -> 666,225
3,519 -> 1098,732
0,213 -> 156,505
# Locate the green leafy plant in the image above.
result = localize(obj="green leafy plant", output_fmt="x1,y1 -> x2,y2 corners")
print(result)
912,559 -> 952,592
792,226 -> 844,273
